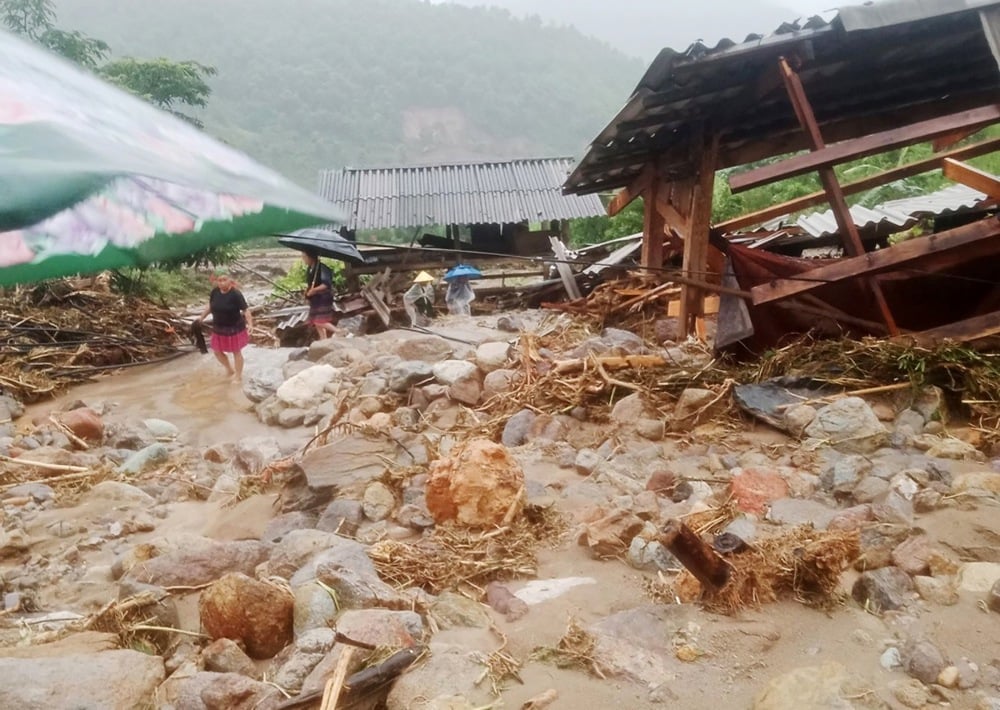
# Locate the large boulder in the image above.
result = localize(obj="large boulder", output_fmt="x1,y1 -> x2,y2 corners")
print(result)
275,364 -> 339,410
124,538 -> 270,587
804,397 -> 888,453
0,650 -> 164,709
389,360 -> 435,392
200,572 -> 294,659
425,438 -> 525,527
158,671 -> 272,710
475,341 -> 511,372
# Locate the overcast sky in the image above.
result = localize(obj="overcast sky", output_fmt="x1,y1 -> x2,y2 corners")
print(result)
434,0 -> 864,58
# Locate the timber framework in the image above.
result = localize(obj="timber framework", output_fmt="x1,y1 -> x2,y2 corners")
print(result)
564,0 -> 1000,349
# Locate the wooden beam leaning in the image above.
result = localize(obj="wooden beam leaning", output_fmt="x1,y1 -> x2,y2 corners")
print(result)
715,136 -> 1000,233
777,57 -> 898,335
607,164 -> 655,217
942,158 -> 1000,199
751,216 -> 1000,305
728,103 -> 1000,193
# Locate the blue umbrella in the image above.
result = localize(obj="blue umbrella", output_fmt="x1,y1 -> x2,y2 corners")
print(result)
444,264 -> 483,281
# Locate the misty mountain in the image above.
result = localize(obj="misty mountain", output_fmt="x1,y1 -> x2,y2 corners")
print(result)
54,0 -> 645,187
431,0 -> 838,60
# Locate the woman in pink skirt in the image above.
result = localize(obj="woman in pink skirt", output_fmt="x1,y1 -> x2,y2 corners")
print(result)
196,268 -> 253,378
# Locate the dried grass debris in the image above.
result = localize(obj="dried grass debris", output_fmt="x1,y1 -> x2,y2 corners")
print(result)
530,617 -> 608,679
368,505 -> 567,594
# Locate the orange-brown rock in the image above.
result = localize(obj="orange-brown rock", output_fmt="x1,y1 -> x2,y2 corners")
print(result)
425,438 -> 525,527
59,407 -> 104,442
199,573 -> 293,659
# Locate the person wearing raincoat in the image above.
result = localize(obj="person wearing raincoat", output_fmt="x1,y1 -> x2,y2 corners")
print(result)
445,275 -> 476,316
403,271 -> 436,326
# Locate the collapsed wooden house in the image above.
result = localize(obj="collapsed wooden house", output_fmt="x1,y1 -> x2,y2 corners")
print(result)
317,157 -> 606,279
563,0 -> 1000,350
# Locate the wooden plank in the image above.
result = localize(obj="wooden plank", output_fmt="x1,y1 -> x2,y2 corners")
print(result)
751,216 -> 1000,305
942,158 -> 1000,199
679,129 -> 720,338
900,310 -> 1000,346
608,164 -> 655,216
716,136 -> 1000,233
777,57 -> 898,334
933,127 -> 981,152
728,103 -> 1000,193
549,237 -> 582,300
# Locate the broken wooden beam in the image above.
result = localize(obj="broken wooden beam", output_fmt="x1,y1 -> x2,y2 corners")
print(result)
896,309 -> 1000,346
751,216 -> 1000,305
715,136 -> 1000,233
608,164 -> 655,216
775,56 -> 898,335
552,354 -> 666,374
728,103 -> 1000,193
660,519 -> 731,591
942,158 -> 1000,199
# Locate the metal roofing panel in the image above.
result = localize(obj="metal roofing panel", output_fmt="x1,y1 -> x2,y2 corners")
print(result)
316,157 -> 604,230
760,183 -> 988,238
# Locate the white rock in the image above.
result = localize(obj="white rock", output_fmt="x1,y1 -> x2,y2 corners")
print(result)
276,365 -> 339,410
957,562 -> 1000,593
432,360 -> 480,386
514,577 -> 597,605
475,341 -> 511,372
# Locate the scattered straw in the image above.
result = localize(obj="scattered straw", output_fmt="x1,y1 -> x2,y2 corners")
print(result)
673,526 -> 860,614
369,505 -> 567,594
476,624 -> 523,695
530,617 -> 607,679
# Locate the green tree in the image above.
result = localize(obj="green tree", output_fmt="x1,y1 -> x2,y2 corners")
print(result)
100,58 -> 216,127
1,0 -> 214,125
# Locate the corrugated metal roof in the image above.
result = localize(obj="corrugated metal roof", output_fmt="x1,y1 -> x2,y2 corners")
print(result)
564,0 -> 1000,195
318,158 -> 605,230
764,183 -> 989,238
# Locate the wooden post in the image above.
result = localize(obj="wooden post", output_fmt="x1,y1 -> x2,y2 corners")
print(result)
678,128 -> 719,339
778,56 -> 899,336
660,519 -> 731,591
641,173 -> 666,270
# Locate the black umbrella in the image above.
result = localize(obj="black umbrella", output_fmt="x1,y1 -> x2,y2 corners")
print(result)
276,228 -> 366,265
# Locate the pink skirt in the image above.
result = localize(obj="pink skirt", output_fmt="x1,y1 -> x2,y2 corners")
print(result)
210,329 -> 249,353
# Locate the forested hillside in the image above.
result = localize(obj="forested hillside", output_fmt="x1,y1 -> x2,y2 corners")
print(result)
54,0 -> 644,186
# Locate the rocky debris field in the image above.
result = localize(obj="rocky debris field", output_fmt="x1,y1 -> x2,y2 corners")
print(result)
0,312 -> 999,709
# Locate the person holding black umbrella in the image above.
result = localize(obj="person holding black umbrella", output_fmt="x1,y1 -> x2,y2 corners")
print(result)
302,250 -> 337,339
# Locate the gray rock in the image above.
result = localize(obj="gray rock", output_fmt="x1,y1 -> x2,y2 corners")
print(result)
482,368 -> 518,400
278,408 -> 306,428
285,534 -> 376,587
672,388 -> 718,429
430,592 -> 492,629
389,360 -> 435,392
276,364 -> 339,410
124,538 -> 269,587
0,395 -> 24,422
475,341 -> 511,372
872,489 -> 914,525
501,409 -> 537,447
386,643 -> 494,710
86,480 -> 155,506
396,503 -> 434,530
589,605 -> 688,686
600,328 -> 648,355
395,336 -> 454,363
822,454 -> 871,494
118,579 -> 180,630
261,512 -> 316,543
636,418 -> 665,441
574,448 -> 602,476
913,386 -> 945,423
272,628 -> 336,693
1,483 -> 54,503
315,560 -> 406,610
753,662 -> 853,710
852,476 -> 890,503
627,537 -> 679,571
202,637 -> 258,677
852,567 -> 914,613
358,375 -> 389,397
894,409 -> 926,436
432,359 -> 479,386
0,650 -> 164,709
143,418 -> 179,439
903,638 -> 948,685
805,397 -> 889,453
117,443 -> 169,475
766,498 -> 837,529
723,516 -> 759,542
159,671 -> 271,709
362,482 -> 396,522
316,499 -> 364,536
242,364 -> 286,403
783,404 -> 818,437
611,392 -> 653,425
292,581 -> 338,636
